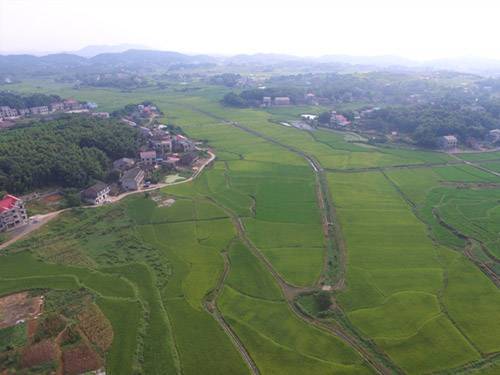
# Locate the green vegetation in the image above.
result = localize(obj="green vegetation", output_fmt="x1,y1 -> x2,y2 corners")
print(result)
0,116 -> 144,193
0,91 -> 61,109
2,78 -> 500,374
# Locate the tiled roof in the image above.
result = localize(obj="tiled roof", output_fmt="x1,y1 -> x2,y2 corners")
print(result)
0,194 -> 20,213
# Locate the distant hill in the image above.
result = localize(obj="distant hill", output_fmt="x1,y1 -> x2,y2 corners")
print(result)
2,48 -> 500,77
71,44 -> 150,58
0,49 -> 216,76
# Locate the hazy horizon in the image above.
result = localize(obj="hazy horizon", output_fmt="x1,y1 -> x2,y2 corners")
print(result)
2,0 -> 500,61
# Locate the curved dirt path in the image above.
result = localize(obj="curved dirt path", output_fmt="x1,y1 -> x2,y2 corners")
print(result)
203,238 -> 260,375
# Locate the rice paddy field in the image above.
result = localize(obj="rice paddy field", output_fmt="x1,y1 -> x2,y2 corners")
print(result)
1,80 -> 500,374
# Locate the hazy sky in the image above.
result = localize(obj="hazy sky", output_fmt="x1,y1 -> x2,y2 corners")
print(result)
1,0 -> 500,59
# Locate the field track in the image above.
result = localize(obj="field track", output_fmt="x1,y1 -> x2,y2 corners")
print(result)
0,150 -> 215,252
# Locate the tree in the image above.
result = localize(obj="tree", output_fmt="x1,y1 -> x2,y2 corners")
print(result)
318,111 -> 331,125
314,291 -> 332,312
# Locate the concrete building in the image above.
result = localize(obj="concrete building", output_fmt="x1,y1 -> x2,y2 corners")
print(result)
140,150 -> 157,166
331,113 -> 351,127
121,167 -> 145,191
63,99 -> 81,110
262,96 -> 272,107
0,106 -> 18,118
172,135 -> 195,153
91,112 -> 110,118
488,129 -> 500,143
301,114 -> 318,124
81,182 -> 110,205
30,106 -> 49,115
113,157 -> 136,172
0,195 -> 28,232
18,108 -> 30,116
439,135 -> 458,149
50,102 -> 65,112
274,97 -> 291,106
152,138 -> 173,158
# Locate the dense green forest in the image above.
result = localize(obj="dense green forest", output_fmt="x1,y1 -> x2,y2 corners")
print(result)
0,91 -> 61,109
362,103 -> 500,147
0,116 -> 144,193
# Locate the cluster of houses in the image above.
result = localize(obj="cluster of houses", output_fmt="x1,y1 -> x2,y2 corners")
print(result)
0,99 -> 103,122
0,194 -> 28,232
80,129 -> 199,206
439,129 -> 500,151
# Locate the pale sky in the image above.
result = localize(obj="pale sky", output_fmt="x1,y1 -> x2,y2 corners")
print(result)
1,0 -> 500,60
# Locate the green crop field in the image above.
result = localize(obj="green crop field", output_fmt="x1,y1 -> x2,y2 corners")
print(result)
2,81 -> 500,374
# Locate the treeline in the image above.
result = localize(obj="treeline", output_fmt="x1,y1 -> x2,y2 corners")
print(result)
362,104 -> 500,147
110,101 -> 156,118
0,91 -> 61,109
222,87 -> 304,107
0,116 -> 145,193
222,71 -> 486,108
209,73 -> 241,87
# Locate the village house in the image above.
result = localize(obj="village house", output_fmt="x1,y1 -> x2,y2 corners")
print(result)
139,126 -> 153,138
178,151 -> 199,166
30,106 -> 49,115
18,108 -> 30,116
122,118 -> 137,127
152,138 -> 173,158
140,150 -> 157,166
113,157 -> 136,172
80,182 -> 110,205
0,106 -> 18,119
301,114 -> 318,125
262,96 -> 272,107
172,135 -> 195,153
50,102 -> 65,112
439,135 -> 458,149
63,99 -> 81,110
488,129 -> 500,143
274,97 -> 291,106
91,112 -> 110,118
0,195 -> 28,232
120,167 -> 145,191
331,112 -> 351,127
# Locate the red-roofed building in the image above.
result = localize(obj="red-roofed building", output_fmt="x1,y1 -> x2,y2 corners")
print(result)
0,195 -> 28,231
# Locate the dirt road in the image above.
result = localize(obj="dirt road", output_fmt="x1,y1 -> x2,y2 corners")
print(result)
0,150 -> 215,251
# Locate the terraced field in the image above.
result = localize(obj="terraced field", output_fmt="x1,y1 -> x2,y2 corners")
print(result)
1,82 -> 500,374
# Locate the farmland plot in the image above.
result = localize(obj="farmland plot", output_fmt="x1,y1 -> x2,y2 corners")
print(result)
329,170 -> 500,373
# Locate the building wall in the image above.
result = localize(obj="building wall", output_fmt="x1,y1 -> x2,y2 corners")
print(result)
0,202 -> 28,231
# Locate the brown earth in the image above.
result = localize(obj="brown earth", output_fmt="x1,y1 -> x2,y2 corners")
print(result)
21,339 -> 56,368
77,304 -> 113,351
0,292 -> 43,329
62,343 -> 102,375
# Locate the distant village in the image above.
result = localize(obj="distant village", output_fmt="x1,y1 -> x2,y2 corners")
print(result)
0,98 -> 110,128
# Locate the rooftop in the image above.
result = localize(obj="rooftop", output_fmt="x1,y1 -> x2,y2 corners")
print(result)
0,195 -> 21,213
122,167 -> 144,180
140,150 -> 157,158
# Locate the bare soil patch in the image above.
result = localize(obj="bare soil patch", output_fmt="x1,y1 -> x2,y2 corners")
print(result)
21,338 -> 56,368
62,343 -> 103,375
0,292 -> 43,329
